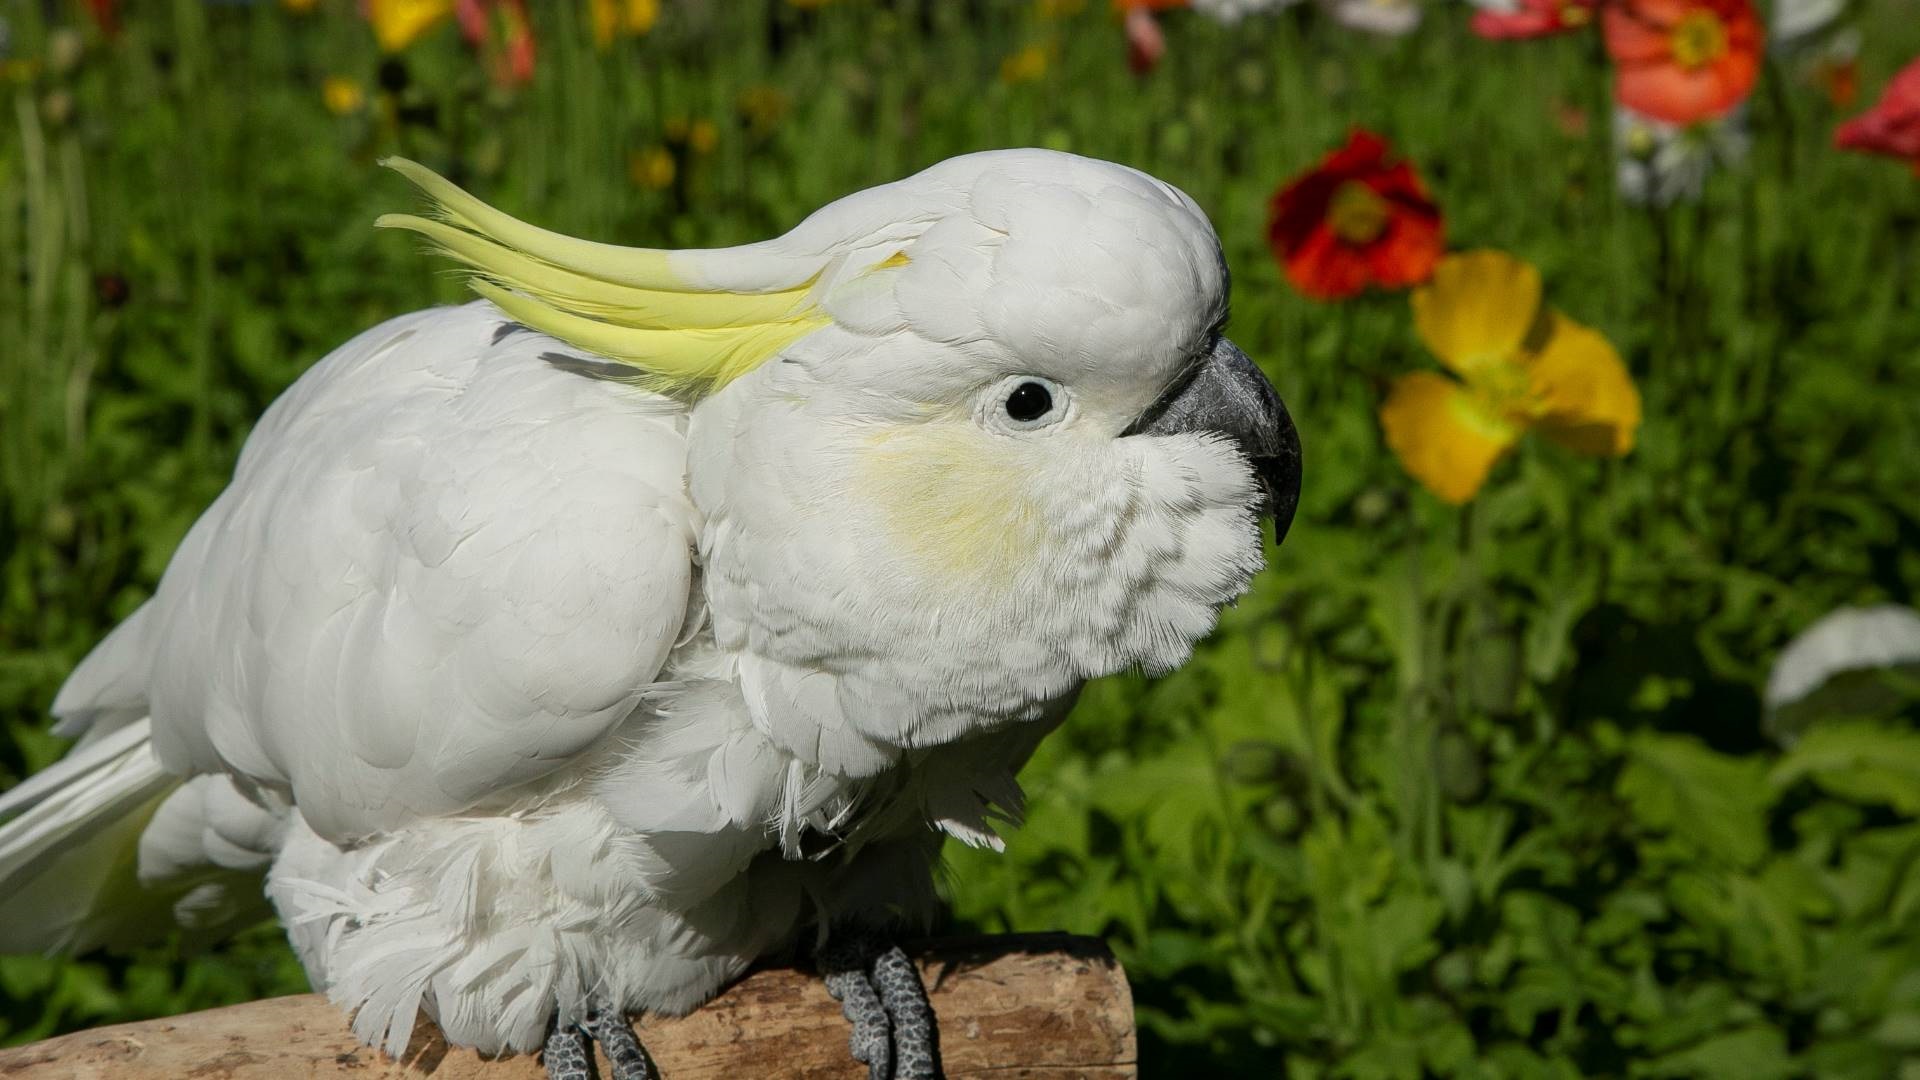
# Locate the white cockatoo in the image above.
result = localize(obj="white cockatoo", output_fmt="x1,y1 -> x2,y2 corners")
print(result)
0,148 -> 1299,1079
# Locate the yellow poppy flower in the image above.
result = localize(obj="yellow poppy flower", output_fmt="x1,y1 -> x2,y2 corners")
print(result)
1000,43 -> 1053,85
367,0 -> 455,53
1380,250 -> 1640,504
589,0 -> 657,49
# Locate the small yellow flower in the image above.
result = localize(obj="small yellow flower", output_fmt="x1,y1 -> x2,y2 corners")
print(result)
1000,43 -> 1053,85
688,119 -> 718,156
629,146 -> 676,190
322,76 -> 366,115
737,85 -> 790,134
366,0 -> 455,53
0,59 -> 42,85
589,0 -> 657,49
1379,250 -> 1640,504
282,0 -> 320,14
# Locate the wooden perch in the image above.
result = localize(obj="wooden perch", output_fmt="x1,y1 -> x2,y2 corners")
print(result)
0,934 -> 1134,1079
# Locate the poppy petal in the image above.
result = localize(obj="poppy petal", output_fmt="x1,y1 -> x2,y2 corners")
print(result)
1603,0 -> 1763,123
1365,207 -> 1445,289
1285,224 -> 1373,300
1411,250 -> 1543,377
369,0 -> 457,52
1268,130 -> 1443,301
1472,0 -> 1584,40
1600,8 -> 1673,64
1835,57 -> 1920,161
1527,313 -> 1642,456
1380,373 -> 1522,504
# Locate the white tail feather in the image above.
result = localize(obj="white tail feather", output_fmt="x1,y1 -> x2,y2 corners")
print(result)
0,717 -> 179,953
0,720 -> 154,820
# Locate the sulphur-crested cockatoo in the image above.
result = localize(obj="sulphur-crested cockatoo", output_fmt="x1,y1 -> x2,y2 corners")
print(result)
0,148 -> 1299,1079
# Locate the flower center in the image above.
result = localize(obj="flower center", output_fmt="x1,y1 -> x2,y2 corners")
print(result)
1469,360 -> 1541,421
1558,1 -> 1589,27
1622,119 -> 1658,158
1669,11 -> 1727,70
1328,181 -> 1391,245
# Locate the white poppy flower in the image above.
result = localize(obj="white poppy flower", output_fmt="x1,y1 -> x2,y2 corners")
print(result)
1771,0 -> 1847,48
1765,605 -> 1920,745
1320,0 -> 1422,36
1613,104 -> 1750,207
1192,0 -> 1300,22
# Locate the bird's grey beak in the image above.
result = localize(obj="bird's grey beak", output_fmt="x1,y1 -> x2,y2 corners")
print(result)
1125,338 -> 1302,544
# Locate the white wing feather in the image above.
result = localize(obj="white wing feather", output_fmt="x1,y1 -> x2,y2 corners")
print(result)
77,302 -> 698,842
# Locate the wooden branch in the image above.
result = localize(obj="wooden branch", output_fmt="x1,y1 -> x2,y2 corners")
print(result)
0,934 -> 1134,1078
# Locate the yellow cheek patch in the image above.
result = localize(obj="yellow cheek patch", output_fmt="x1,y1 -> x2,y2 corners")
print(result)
859,425 -> 1049,585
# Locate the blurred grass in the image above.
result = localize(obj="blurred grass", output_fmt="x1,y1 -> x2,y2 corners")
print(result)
3,0 -> 1920,1075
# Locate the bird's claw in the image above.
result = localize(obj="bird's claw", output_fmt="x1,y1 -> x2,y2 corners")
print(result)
821,933 -> 940,1080
825,964 -> 894,1080
542,1000 -> 656,1080
542,1020 -> 593,1080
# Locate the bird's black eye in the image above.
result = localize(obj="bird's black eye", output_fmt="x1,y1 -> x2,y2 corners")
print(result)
1005,381 -> 1054,422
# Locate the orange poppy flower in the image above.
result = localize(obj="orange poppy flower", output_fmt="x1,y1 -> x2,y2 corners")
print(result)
1268,130 -> 1444,302
1836,57 -> 1920,175
1602,0 -> 1763,124
1812,53 -> 1860,109
456,0 -> 536,88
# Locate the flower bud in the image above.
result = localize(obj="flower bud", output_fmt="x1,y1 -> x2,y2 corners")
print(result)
48,28 -> 84,74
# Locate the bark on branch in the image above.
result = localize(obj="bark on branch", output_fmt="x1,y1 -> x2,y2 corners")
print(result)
0,934 -> 1135,1079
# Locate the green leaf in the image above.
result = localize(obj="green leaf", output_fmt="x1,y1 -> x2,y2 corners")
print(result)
1635,1025 -> 1794,1080
1617,734 -> 1772,868
1772,721 -> 1920,816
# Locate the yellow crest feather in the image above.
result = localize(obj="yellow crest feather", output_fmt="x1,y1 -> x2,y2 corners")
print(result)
375,157 -> 829,396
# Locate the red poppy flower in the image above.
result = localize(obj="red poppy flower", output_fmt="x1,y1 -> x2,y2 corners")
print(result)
1602,0 -> 1763,124
1114,0 -> 1184,74
83,0 -> 119,37
1124,10 -> 1166,73
1835,57 -> 1920,175
1471,0 -> 1597,41
1268,130 -> 1444,302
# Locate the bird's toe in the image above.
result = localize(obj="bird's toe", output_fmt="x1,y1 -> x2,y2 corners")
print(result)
542,1019 -> 593,1080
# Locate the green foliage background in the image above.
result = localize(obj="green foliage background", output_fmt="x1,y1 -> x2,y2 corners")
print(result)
3,0 -> 1920,1075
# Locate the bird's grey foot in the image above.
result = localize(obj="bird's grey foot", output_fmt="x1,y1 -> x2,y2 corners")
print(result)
587,1005 -> 658,1080
543,1020 -> 593,1080
821,932 -> 940,1080
541,1000 -> 657,1080
824,954 -> 893,1079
